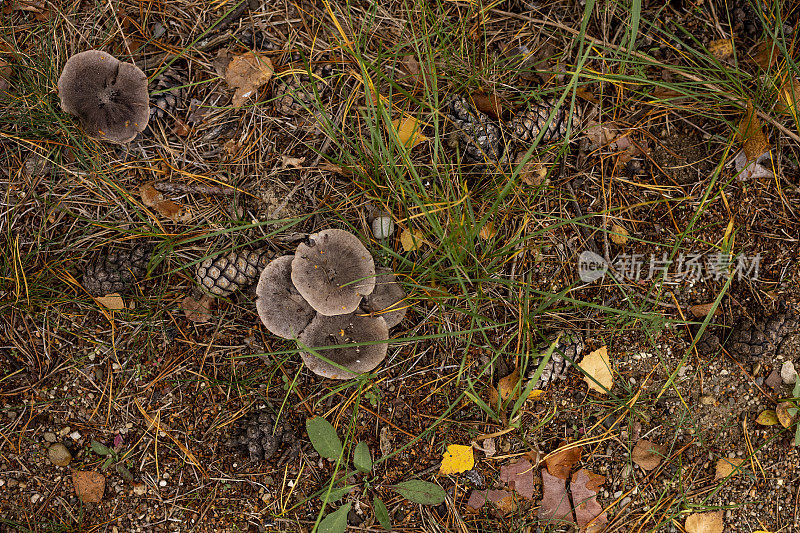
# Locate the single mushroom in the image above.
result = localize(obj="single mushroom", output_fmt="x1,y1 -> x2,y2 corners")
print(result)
255,255 -> 316,339
57,50 -> 150,143
360,267 -> 407,328
291,229 -> 376,316
298,313 -> 389,379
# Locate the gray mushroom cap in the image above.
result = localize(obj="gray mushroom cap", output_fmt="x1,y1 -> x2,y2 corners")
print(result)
58,50 -> 150,143
256,255 -> 316,339
298,313 -> 388,379
361,267 -> 407,328
291,229 -> 376,316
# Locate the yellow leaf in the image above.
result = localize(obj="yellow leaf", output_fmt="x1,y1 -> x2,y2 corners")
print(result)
776,402 -> 797,428
390,116 -> 428,150
527,389 -> 545,401
685,510 -> 724,533
610,223 -> 628,245
400,228 -> 424,252
439,444 -> 474,475
738,100 -> 769,162
756,410 -> 779,426
497,369 -> 520,401
95,293 -> 125,310
709,39 -> 733,61
478,221 -> 496,240
577,346 -> 613,394
776,76 -> 800,122
714,457 -> 746,480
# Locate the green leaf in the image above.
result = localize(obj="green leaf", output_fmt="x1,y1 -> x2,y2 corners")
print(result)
390,480 -> 446,505
353,441 -> 373,473
794,379 -> 800,398
101,455 -> 114,471
116,464 -> 134,482
306,417 -> 343,461
317,503 -> 351,533
91,440 -> 112,456
373,497 -> 392,531
319,484 -> 354,503
795,421 -> 800,447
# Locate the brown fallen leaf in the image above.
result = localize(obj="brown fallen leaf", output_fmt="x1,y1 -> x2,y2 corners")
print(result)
578,346 -> 613,394
539,469 -> 575,525
570,469 -> 608,530
281,155 -> 306,169
685,510 -> 724,533
72,471 -> 106,503
182,293 -> 213,323
139,184 -> 191,223
738,100 -> 769,162
95,293 -> 125,310
466,488 -> 516,514
689,303 -> 719,318
515,154 -> 548,187
776,401 -> 797,428
471,91 -> 503,120
497,368 -> 520,402
631,439 -> 666,471
609,223 -> 629,245
751,40 -> 780,70
708,39 -> 733,62
499,458 -> 536,500
545,442 -> 582,480
478,221 -> 496,241
714,457 -> 746,480
225,52 -> 274,108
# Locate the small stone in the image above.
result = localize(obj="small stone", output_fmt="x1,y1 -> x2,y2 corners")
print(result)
31,493 -> 41,504
44,432 -> 57,443
69,431 -> 82,441
781,361 -> 797,385
48,443 -> 73,467
372,215 -> 395,239
132,482 -> 146,496
766,368 -> 783,389
699,395 -> 715,405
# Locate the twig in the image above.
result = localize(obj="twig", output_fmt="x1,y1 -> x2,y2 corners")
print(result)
152,181 -> 242,196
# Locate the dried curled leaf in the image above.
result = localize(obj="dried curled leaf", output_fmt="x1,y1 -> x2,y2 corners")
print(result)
610,223 -> 629,245
182,293 -> 213,323
72,471 -> 106,503
139,184 -> 192,223
225,52 -> 273,108
738,100 -> 769,162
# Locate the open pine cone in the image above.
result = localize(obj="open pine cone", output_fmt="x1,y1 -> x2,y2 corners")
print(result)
698,311 -> 799,359
196,248 -> 269,297
149,69 -> 185,121
528,331 -> 585,389
83,244 -> 153,296
445,95 -> 506,168
230,408 -> 299,463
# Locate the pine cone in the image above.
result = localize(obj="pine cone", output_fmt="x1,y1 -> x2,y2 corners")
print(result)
83,244 -> 153,296
726,312 -> 798,358
196,249 -> 268,297
509,100 -> 573,145
273,62 -> 333,116
231,409 -> 284,462
528,331 -> 585,389
149,69 -> 185,121
237,29 -> 278,51
445,95 -> 506,167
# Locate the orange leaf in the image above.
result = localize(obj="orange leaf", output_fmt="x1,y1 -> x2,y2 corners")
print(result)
738,100 -> 769,161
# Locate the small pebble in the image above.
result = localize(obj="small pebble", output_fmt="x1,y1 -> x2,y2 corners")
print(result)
781,361 -> 797,385
44,432 -> 57,443
159,480 -> 167,487
69,431 -> 82,441
47,443 -> 72,467
372,215 -> 395,239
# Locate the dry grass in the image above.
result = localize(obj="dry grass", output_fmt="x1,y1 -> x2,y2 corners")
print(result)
2,0 -> 800,532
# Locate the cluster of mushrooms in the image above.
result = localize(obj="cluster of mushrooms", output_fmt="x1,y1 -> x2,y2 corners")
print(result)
255,229 -> 406,379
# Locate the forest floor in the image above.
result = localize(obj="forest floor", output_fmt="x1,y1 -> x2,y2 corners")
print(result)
2,0 -> 800,532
